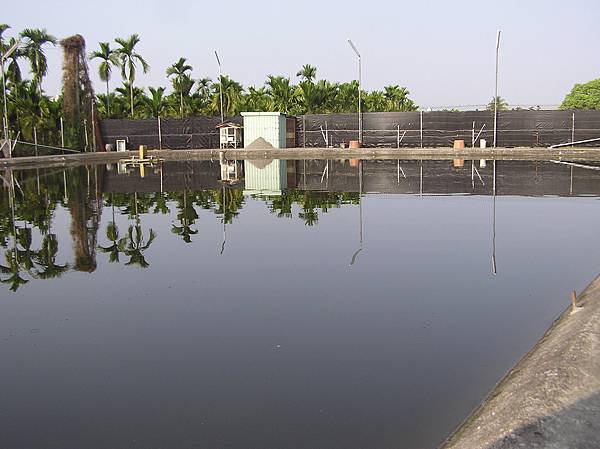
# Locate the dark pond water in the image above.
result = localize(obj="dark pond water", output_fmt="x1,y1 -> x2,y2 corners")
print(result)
2,158 -> 600,449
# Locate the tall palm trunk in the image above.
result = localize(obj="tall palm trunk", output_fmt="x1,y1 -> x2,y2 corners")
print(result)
129,79 -> 134,117
106,79 -> 110,115
180,91 -> 183,118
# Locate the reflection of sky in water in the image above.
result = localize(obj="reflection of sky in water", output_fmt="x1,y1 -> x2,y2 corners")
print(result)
1,159 -> 600,449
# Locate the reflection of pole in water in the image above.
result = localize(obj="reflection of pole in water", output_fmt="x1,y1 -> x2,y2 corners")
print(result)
420,160 -> 423,196
160,163 -> 164,193
220,184 -> 226,255
63,169 -> 68,202
303,159 -> 306,189
492,160 -> 497,275
350,161 -> 363,266
570,165 -> 573,196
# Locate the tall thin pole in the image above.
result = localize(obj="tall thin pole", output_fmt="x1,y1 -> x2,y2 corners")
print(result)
493,30 -> 501,148
572,112 -> 575,144
1,39 -> 21,158
1,53 -> 8,146
347,39 -> 362,143
215,51 -> 224,123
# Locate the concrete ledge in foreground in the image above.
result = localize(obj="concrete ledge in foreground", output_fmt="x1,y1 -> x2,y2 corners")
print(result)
440,275 -> 600,449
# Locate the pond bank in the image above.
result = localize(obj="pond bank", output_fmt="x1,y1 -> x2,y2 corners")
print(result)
2,147 -> 600,169
440,275 -> 600,449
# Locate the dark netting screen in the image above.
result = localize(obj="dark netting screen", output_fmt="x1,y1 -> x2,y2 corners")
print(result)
100,111 -> 600,149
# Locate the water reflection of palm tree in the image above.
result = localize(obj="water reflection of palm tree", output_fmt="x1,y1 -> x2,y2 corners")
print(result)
171,190 -> 198,243
35,234 -> 69,279
124,224 -> 156,268
0,250 -> 29,291
98,221 -> 127,263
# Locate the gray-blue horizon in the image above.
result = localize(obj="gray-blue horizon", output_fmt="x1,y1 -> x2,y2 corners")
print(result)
5,0 -> 599,109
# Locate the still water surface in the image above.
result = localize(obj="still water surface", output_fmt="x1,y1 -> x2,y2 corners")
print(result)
1,159 -> 600,449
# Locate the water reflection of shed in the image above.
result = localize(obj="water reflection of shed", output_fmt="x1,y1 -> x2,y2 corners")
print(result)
243,159 -> 287,196
216,121 -> 243,149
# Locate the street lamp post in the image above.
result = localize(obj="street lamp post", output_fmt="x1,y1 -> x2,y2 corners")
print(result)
214,50 -> 224,123
493,30 -> 501,148
347,38 -> 362,144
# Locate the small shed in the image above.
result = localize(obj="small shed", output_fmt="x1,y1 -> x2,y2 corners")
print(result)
241,112 -> 287,149
216,121 -> 243,149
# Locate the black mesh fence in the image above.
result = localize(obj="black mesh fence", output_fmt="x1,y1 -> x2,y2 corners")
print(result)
100,110 -> 600,149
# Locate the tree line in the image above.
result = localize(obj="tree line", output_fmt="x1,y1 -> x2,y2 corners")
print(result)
0,27 -> 418,151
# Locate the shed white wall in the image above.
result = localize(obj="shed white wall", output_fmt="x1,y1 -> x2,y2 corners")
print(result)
242,113 -> 286,149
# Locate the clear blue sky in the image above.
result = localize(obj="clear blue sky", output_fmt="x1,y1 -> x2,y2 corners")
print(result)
5,0 -> 600,108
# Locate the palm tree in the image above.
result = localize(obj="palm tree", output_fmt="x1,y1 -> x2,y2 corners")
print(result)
114,34 -> 149,117
166,57 -> 193,117
383,85 -> 417,111
0,24 -> 9,41
296,64 -> 317,83
20,28 -> 57,96
210,76 -> 243,116
487,96 -> 509,111
143,86 -> 168,118
89,42 -> 119,116
266,75 -> 297,114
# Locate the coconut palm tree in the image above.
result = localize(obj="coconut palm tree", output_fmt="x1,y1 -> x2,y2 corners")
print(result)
383,85 -> 417,111
210,76 -> 243,116
266,76 -> 297,114
89,42 -> 119,116
143,86 -> 168,118
0,24 -> 9,41
166,57 -> 193,117
20,28 -> 57,96
114,34 -> 149,117
296,64 -> 317,83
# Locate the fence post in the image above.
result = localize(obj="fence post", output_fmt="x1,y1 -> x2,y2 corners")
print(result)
420,111 -> 424,148
572,112 -> 575,143
303,115 -> 306,148
472,121 -> 475,148
397,125 -> 400,148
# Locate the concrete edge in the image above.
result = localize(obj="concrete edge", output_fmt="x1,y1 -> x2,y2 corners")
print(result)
439,274 -> 600,449
2,147 -> 600,169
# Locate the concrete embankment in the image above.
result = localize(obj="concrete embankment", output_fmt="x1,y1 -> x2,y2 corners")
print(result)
440,276 -> 600,449
2,147 -> 600,169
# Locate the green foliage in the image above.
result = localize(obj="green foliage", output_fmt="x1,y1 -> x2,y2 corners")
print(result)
560,78 -> 600,110
486,96 -> 509,111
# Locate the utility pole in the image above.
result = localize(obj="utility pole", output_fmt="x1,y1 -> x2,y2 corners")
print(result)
347,39 -> 362,144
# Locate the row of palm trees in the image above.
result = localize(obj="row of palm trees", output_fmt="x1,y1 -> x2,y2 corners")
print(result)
0,26 -> 418,154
